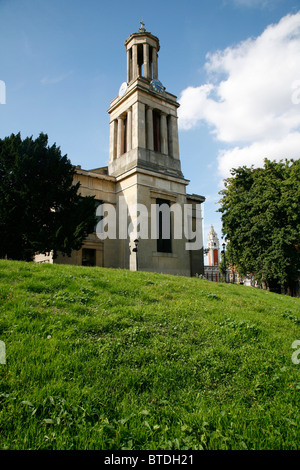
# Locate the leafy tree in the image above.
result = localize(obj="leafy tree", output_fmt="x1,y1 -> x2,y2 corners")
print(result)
218,158 -> 300,295
218,250 -> 227,281
0,132 -> 96,261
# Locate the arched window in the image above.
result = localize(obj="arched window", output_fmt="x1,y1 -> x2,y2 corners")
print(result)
153,110 -> 161,152
156,198 -> 172,253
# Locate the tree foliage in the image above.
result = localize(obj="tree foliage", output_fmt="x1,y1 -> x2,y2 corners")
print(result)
0,133 -> 96,261
218,251 -> 227,279
218,158 -> 300,294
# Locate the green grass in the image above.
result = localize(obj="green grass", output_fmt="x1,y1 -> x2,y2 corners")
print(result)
0,259 -> 299,450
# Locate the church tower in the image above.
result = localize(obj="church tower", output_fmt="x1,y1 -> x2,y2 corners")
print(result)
207,225 -> 220,266
34,23 -> 205,275
106,23 -> 205,276
108,21 -> 182,178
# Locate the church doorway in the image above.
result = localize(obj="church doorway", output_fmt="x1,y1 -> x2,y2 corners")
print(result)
82,248 -> 96,267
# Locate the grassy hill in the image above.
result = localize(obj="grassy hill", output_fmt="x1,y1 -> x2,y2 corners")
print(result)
0,259 -> 299,450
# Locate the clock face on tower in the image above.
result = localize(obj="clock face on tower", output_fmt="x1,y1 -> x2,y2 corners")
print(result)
151,79 -> 165,94
118,82 -> 127,97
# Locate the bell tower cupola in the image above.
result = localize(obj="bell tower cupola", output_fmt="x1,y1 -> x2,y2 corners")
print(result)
125,21 -> 160,83
108,23 -> 183,179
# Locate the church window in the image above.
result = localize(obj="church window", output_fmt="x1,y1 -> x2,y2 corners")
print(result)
137,44 -> 143,77
153,110 -> 161,152
123,114 -> 127,153
149,46 -> 153,79
167,115 -> 172,157
129,48 -> 133,82
82,248 -> 96,267
156,198 -> 172,253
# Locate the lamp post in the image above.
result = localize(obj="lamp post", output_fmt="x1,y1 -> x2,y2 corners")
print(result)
221,242 -> 226,282
132,238 -> 139,271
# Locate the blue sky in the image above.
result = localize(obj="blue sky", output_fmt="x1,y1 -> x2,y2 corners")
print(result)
1,0 -> 300,254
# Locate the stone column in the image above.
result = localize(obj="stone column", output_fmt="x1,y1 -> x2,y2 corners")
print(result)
169,115 -> 180,159
146,106 -> 154,150
132,102 -> 146,149
160,112 -> 168,155
127,49 -> 131,83
132,44 -> 138,80
127,107 -> 132,152
143,43 -> 150,79
152,48 -> 158,80
117,117 -> 124,157
109,119 -> 118,162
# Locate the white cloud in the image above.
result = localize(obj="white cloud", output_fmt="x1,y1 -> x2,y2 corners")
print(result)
229,0 -> 280,8
40,71 -> 73,85
178,12 -> 300,177
218,132 -> 300,176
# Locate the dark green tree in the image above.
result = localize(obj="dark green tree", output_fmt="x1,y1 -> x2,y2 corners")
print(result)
0,132 -> 96,261
218,158 -> 300,295
218,250 -> 227,281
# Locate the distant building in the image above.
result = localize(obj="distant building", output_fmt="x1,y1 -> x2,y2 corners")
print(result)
207,225 -> 220,267
204,225 -> 223,282
204,225 -> 255,285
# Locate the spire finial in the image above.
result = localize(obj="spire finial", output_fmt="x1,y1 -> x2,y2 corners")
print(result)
139,20 -> 146,32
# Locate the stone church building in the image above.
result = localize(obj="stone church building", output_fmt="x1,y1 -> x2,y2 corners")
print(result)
35,23 -> 205,276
